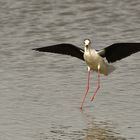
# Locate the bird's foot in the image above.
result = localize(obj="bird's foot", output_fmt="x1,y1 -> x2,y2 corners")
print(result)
80,106 -> 83,110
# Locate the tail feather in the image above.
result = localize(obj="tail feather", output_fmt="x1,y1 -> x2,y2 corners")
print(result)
107,64 -> 116,75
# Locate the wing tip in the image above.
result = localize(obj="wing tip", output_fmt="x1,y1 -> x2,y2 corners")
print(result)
32,48 -> 38,51
32,48 -> 45,52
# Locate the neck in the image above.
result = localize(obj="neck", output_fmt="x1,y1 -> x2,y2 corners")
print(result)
84,45 -> 90,52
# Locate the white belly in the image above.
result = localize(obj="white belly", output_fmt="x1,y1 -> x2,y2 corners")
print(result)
84,49 -> 108,75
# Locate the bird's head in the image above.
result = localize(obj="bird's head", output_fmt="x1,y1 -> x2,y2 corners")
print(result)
84,39 -> 91,51
84,39 -> 91,47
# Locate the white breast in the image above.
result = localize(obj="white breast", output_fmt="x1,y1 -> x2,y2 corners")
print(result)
84,48 -> 108,75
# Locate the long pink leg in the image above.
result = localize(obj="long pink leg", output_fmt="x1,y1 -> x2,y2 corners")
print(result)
91,65 -> 100,101
80,67 -> 91,109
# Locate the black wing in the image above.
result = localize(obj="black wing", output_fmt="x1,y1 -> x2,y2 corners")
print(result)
98,43 -> 140,63
33,43 -> 84,61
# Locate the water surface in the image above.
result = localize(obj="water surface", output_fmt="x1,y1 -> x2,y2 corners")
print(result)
0,0 -> 140,139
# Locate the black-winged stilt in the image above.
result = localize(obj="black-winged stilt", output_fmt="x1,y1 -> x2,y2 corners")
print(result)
33,39 -> 140,109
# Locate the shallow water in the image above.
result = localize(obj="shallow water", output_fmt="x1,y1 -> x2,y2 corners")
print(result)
0,0 -> 140,139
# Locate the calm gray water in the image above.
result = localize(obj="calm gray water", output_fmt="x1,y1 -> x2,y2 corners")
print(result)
0,0 -> 140,139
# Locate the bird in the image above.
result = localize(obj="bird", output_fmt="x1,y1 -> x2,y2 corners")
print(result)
33,39 -> 140,109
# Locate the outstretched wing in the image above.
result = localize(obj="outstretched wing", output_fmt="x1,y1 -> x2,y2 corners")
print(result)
33,43 -> 84,61
98,43 -> 140,63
